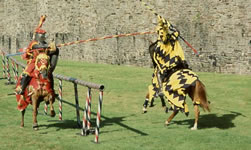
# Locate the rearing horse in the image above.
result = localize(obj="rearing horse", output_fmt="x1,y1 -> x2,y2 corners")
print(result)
16,52 -> 56,130
145,15 -> 211,130
149,40 -> 210,130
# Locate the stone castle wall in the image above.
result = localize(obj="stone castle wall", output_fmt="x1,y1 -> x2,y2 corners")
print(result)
0,0 -> 250,74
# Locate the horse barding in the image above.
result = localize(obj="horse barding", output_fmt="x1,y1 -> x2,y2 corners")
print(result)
148,16 -> 210,130
16,51 -> 56,130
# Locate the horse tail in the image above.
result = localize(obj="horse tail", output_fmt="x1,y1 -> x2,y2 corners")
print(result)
196,80 -> 210,112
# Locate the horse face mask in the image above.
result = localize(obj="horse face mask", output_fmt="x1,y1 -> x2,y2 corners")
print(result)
35,53 -> 50,78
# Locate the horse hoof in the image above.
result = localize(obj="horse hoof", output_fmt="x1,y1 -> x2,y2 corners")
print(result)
191,127 -> 197,130
165,121 -> 170,126
33,127 -> 39,131
33,124 -> 39,131
142,107 -> 147,114
50,110 -> 56,117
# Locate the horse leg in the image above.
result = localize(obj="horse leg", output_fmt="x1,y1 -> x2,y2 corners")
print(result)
32,103 -> 39,130
32,94 -> 39,130
50,102 -> 56,117
188,81 -> 201,130
149,98 -> 155,107
48,94 -> 56,117
143,92 -> 150,113
191,104 -> 200,130
165,109 -> 179,126
20,109 -> 25,128
159,95 -> 168,113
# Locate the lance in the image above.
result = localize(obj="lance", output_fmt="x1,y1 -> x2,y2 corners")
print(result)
5,31 -> 155,57
138,0 -> 198,54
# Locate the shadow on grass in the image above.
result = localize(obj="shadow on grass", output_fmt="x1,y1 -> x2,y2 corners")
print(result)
101,114 -> 148,136
39,98 -> 148,136
173,111 -> 244,129
39,116 -> 148,136
39,120 -> 80,131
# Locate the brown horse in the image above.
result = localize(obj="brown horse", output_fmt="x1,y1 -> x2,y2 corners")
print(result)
16,52 -> 56,130
148,41 -> 210,130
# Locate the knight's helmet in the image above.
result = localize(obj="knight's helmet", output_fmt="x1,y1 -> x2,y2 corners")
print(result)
33,15 -> 47,43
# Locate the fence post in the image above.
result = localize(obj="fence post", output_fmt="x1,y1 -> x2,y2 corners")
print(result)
94,90 -> 103,143
87,88 -> 92,130
74,83 -> 81,127
58,79 -> 63,120
82,90 -> 88,135
81,87 -> 92,136
1,51 -> 7,79
15,63 -> 19,80
5,57 -> 14,85
11,60 -> 18,83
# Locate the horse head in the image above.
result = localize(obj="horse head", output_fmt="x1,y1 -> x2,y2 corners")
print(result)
35,53 -> 50,79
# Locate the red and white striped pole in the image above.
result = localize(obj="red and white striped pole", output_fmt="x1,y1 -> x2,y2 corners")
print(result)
81,88 -> 91,136
81,105 -> 88,135
1,51 -> 7,79
94,90 -> 103,143
11,60 -> 18,83
87,88 -> 92,130
58,79 -> 63,120
15,63 -> 19,80
6,57 -> 12,84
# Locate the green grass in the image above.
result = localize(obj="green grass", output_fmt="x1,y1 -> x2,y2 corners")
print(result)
0,59 -> 251,150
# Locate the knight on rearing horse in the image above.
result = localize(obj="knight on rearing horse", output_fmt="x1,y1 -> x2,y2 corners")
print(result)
147,15 -> 210,130
15,15 -> 59,130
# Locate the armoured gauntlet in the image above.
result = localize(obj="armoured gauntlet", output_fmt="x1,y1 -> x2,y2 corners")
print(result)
49,41 -> 56,52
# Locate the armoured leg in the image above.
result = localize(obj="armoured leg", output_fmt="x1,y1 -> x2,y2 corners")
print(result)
49,74 -> 58,98
18,74 -> 31,95
160,95 -> 166,107
50,74 -> 54,90
156,70 -> 164,97
160,95 -> 168,113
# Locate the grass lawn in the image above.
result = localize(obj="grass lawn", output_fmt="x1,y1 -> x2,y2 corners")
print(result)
0,58 -> 251,150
